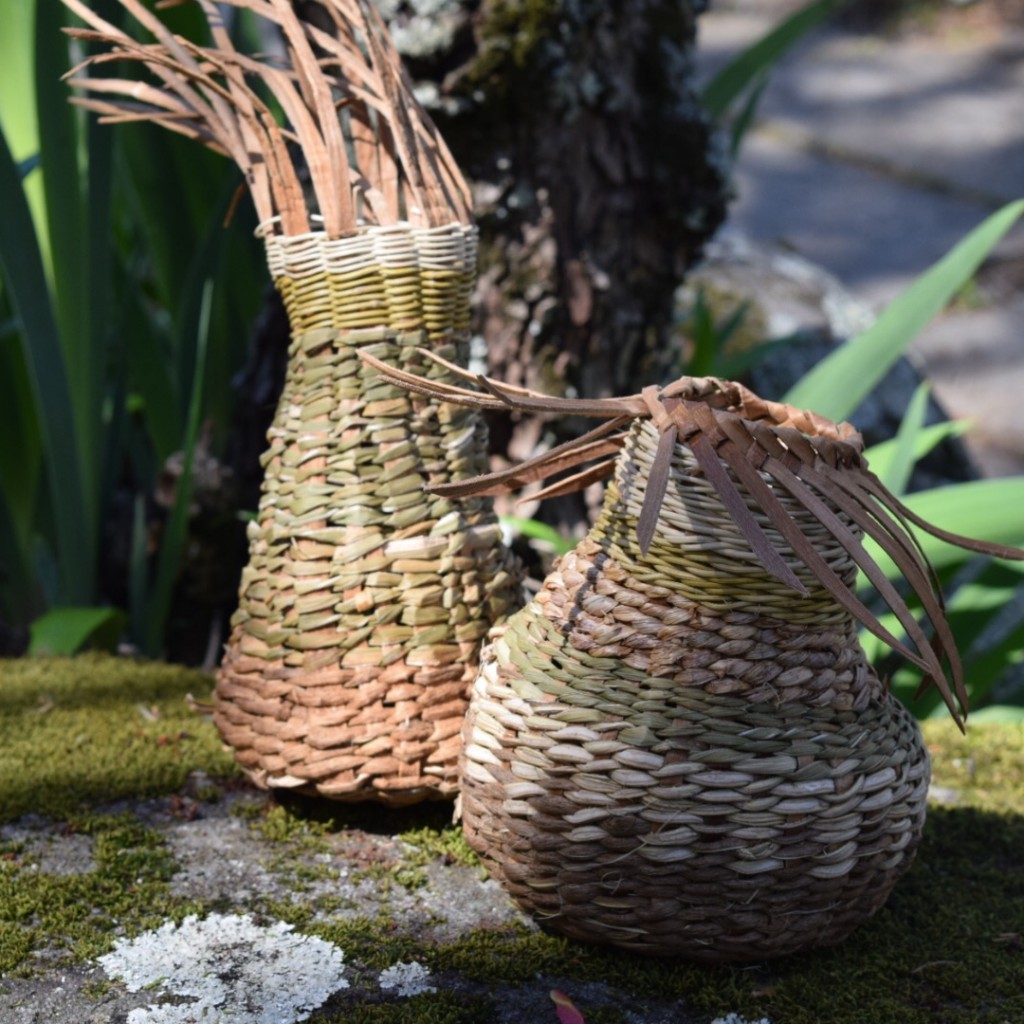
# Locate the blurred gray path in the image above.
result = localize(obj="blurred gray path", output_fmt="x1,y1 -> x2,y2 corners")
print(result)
698,1 -> 1024,476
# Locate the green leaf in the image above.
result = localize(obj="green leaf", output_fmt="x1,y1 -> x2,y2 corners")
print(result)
29,606 -> 124,656
35,1 -> 86,360
882,381 -> 931,497
863,477 -> 1024,578
701,0 -> 842,119
0,328 -> 42,553
862,419 -> 971,486
784,200 -> 1024,420
17,154 -> 40,179
0,122 -> 94,605
873,381 -> 930,496
713,332 -> 803,380
0,0 -> 46,261
142,277 -> 216,657
119,263 -> 181,462
501,516 -> 575,557
727,75 -> 769,158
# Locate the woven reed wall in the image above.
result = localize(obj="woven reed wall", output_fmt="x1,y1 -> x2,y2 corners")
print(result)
215,223 -> 520,805
460,419 -> 930,959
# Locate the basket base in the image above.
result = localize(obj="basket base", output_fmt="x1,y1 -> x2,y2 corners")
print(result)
214,647 -> 474,807
460,684 -> 931,961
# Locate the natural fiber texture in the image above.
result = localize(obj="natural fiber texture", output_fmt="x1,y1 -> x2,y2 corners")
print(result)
214,225 -> 519,803
64,1 -> 520,803
62,0 -> 471,235
460,420 -> 929,958
363,360 -> 1023,956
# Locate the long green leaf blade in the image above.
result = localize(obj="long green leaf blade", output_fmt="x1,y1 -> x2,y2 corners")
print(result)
785,200 -> 1024,420
29,606 -> 123,655
701,0 -> 841,119
143,278 -> 215,656
864,477 -> 1024,578
35,0 -> 85,359
0,0 -> 47,268
0,323 -> 42,552
0,124 -> 93,605
873,381 -> 930,496
862,419 -> 971,484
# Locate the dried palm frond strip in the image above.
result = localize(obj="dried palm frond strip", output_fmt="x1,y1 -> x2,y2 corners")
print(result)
420,367 -> 1022,959
362,351 -> 1024,726
62,0 -> 470,235
456,411 -> 935,959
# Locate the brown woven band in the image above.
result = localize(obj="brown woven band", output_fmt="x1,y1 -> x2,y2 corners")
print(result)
459,418 -> 931,959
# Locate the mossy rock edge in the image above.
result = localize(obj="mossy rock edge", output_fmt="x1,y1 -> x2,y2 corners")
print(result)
2,655 -> 1023,1023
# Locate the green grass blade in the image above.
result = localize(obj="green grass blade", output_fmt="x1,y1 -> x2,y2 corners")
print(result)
862,419 -> 971,485
128,493 -> 150,649
500,516 -> 575,557
0,0 -> 47,270
0,320 -> 42,553
29,606 -> 123,656
785,200 -> 1024,420
0,124 -> 93,605
873,381 -> 930,496
122,279 -> 182,463
0,475 -> 38,623
35,1 -> 85,359
142,278 -> 215,656
701,0 -> 841,119
728,75 -> 769,159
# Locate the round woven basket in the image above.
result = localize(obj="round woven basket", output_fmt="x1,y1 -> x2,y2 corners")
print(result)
214,222 -> 520,805
460,415 -> 930,960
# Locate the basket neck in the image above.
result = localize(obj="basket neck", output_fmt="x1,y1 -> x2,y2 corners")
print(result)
591,420 -> 860,624
261,223 -> 478,340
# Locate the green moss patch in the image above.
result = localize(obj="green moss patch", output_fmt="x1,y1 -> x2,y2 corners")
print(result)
0,813 -> 209,974
3,656 -> 1024,1022
317,990 -> 496,1024
923,719 -> 1024,814
0,654 -> 238,823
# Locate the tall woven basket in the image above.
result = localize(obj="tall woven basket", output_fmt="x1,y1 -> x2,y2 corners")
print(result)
64,0 -> 520,804
366,363 -> 1024,959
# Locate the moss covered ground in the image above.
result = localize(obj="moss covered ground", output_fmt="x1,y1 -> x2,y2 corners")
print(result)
2,654 -> 1024,1023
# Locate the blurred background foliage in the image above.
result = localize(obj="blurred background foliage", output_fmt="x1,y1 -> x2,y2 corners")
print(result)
0,1 -> 266,661
2,0 -> 1024,724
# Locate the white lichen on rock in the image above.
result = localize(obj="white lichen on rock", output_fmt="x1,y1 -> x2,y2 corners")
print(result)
378,960 -> 437,997
711,1014 -> 773,1024
98,913 -> 348,1023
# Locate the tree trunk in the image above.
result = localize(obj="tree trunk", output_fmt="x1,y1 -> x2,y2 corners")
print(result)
380,0 -> 728,469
